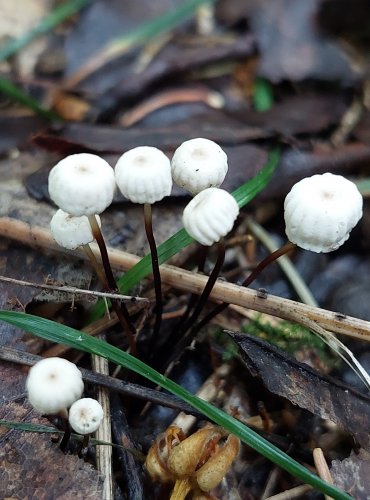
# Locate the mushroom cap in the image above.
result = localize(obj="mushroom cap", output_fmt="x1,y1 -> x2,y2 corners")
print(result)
26,357 -> 84,414
48,153 -> 116,216
183,187 -> 239,246
68,398 -> 104,435
284,172 -> 363,253
115,146 -> 172,204
50,209 -> 101,250
171,138 -> 228,195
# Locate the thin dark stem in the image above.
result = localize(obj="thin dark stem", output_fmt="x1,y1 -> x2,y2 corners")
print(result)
241,241 -> 296,288
143,203 -> 162,338
82,244 -> 109,287
182,239 -> 225,332
59,412 -> 71,453
88,215 -> 119,290
175,245 -> 208,326
160,239 -> 225,372
87,215 -> 137,355
78,434 -> 90,458
193,241 -> 297,333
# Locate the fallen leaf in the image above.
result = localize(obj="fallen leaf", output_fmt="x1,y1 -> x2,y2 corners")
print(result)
0,401 -> 104,499
249,0 -> 355,83
331,449 -> 370,500
227,331 -> 370,450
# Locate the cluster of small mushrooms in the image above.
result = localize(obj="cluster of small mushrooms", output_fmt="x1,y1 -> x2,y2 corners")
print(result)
25,137 -> 364,489
26,357 -> 103,439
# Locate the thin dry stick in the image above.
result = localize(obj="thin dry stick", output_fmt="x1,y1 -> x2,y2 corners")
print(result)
264,484 -> 312,500
0,344 -> 200,415
0,275 -> 148,302
120,88 -> 222,126
91,348 -> 113,500
171,363 -> 230,433
313,448 -> 334,500
1,217 -> 370,342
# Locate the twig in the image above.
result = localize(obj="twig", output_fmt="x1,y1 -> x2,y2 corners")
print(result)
119,88 -> 223,126
195,2 -> 216,35
313,448 -> 334,500
171,364 -> 230,433
91,343 -> 113,500
264,484 -> 312,500
0,344 -> 200,415
0,275 -> 148,302
1,217 -> 370,342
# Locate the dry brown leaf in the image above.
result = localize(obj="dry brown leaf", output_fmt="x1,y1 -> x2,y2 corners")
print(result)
0,401 -> 104,499
331,450 -> 370,500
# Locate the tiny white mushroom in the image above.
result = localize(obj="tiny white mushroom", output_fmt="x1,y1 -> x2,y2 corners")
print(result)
284,172 -> 363,253
48,153 -> 116,216
26,357 -> 84,414
171,138 -> 228,195
50,209 -> 101,250
183,187 -> 239,246
115,146 -> 172,204
68,398 -> 104,435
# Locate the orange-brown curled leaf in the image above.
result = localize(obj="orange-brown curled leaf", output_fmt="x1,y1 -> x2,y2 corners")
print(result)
195,435 -> 240,492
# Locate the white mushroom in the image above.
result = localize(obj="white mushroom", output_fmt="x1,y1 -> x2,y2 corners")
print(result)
48,153 -> 116,216
50,209 -> 101,250
26,357 -> 84,414
115,146 -> 172,204
68,398 -> 104,435
284,173 -> 363,253
183,187 -> 239,246
115,146 -> 173,336
171,138 -> 228,195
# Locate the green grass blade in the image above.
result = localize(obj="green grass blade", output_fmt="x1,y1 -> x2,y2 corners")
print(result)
102,0 -> 216,57
0,0 -> 92,62
252,77 -> 274,112
0,420 -> 140,454
0,77 -> 59,121
0,420 -> 58,434
0,310 -> 351,500
89,148 -> 280,321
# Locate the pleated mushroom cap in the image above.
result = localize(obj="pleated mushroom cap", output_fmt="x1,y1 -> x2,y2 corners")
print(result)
115,146 -> 172,204
50,209 -> 101,250
183,187 -> 239,246
284,173 -> 363,253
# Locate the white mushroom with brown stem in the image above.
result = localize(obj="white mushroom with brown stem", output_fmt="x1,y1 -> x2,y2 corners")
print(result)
178,187 -> 239,337
48,153 -> 136,354
115,146 -> 173,338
